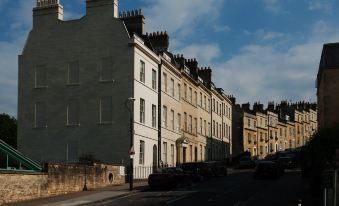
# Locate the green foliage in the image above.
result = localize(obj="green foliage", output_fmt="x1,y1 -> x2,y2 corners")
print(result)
301,127 -> 339,195
302,127 -> 339,168
0,113 -> 17,148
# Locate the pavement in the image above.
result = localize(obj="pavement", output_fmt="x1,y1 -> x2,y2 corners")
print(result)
95,169 -> 322,206
6,169 -> 322,206
7,181 -> 149,206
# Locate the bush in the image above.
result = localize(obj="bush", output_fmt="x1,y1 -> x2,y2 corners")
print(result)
301,127 -> 339,196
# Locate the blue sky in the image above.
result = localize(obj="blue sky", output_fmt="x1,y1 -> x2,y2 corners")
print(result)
0,0 -> 339,116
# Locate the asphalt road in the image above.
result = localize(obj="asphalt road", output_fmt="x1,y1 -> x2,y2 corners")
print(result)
93,170 -> 321,206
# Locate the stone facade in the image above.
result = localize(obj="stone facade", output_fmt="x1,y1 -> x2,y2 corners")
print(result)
17,0 -> 233,178
232,101 -> 317,158
317,42 -> 339,129
0,163 -> 124,205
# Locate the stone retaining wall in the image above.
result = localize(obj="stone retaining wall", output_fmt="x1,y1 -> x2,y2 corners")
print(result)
0,164 -> 125,205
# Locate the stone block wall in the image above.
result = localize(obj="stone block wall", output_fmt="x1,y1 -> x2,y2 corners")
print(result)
0,164 -> 125,205
0,173 -> 48,205
47,163 -> 125,195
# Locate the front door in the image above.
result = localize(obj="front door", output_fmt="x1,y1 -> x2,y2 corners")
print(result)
183,147 -> 187,163
152,145 -> 157,172
194,147 -> 198,162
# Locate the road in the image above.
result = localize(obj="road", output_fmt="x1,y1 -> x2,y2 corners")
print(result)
92,170 -> 321,206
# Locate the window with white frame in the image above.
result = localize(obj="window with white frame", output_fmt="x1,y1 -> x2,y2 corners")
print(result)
184,112 -> 187,131
194,91 -> 197,106
200,92 -> 202,107
163,72 -> 167,92
140,60 -> 145,83
35,65 -> 47,88
177,84 -> 181,100
163,142 -> 167,164
139,140 -> 145,165
67,99 -> 79,126
170,110 -> 174,130
140,98 -> 145,123
35,101 -> 47,128
170,144 -> 175,166
100,96 -> 112,123
170,79 -> 174,96
194,118 -> 197,135
200,118 -> 203,134
189,115 -> 192,133
163,106 -> 167,127
152,69 -> 157,90
190,145 -> 193,162
68,61 -> 79,84
152,105 -> 156,128
177,113 -> 181,132
101,57 -> 113,81
189,87 -> 192,103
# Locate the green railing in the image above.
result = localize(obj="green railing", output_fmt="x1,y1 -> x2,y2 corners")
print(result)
0,139 -> 42,172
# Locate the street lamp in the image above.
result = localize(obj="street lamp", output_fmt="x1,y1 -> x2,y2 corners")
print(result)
125,97 -> 135,191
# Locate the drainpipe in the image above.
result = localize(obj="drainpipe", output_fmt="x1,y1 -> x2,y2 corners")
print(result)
210,92 -> 213,161
158,62 -> 162,168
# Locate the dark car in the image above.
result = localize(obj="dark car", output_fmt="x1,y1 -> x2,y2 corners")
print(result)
148,167 -> 192,189
277,156 -> 295,169
206,161 -> 228,176
253,161 -> 282,179
237,157 -> 256,169
181,162 -> 213,182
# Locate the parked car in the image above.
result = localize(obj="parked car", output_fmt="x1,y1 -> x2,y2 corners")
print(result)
277,156 -> 295,169
253,161 -> 282,179
237,157 -> 256,169
206,161 -> 228,176
148,167 -> 192,189
181,162 -> 213,182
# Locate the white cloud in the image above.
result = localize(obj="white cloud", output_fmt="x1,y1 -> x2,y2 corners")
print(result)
176,43 -> 222,65
244,29 -> 286,41
308,0 -> 333,13
262,0 -> 282,13
213,21 -> 339,105
213,24 -> 231,33
142,0 -> 223,36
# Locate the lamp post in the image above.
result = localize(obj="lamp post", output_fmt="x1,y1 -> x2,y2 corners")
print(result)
125,97 -> 135,191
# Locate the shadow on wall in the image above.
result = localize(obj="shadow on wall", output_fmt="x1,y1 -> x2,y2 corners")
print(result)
0,163 -> 125,205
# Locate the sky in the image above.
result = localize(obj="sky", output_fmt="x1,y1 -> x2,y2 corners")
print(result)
0,0 -> 339,117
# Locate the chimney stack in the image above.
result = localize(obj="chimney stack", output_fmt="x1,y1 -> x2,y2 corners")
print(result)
242,103 -> 251,111
185,58 -> 199,77
198,67 -> 212,83
253,102 -> 264,112
174,54 -> 186,69
33,0 -> 63,28
120,9 -> 145,37
86,0 -> 118,18
267,101 -> 275,111
147,31 -> 170,52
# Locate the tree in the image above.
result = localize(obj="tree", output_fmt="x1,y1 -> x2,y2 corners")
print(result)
0,113 -> 17,148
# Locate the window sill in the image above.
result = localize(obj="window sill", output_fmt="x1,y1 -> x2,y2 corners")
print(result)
66,124 -> 80,127
66,83 -> 80,86
34,86 -> 48,89
99,80 -> 115,83
33,126 -> 48,129
99,122 -> 113,125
